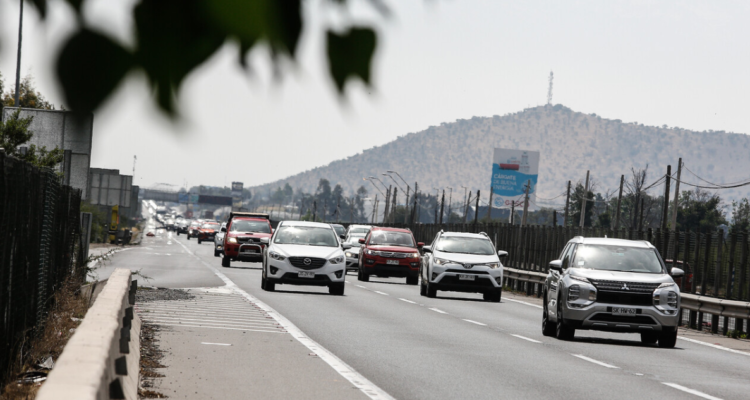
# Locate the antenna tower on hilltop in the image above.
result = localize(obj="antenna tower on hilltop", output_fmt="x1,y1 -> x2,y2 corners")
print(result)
547,71 -> 554,105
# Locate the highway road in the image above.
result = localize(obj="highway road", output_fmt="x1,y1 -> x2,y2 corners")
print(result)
96,221 -> 750,400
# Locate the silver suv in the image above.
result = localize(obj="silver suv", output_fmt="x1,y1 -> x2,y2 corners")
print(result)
542,237 -> 684,348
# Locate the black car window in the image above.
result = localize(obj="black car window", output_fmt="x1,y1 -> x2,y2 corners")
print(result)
231,220 -> 271,233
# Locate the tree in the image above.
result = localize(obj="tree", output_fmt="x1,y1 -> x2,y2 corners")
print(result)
1,75 -> 55,110
569,183 -> 594,227
18,0 -> 381,116
676,189 -> 727,232
0,109 -> 63,168
731,198 -> 750,233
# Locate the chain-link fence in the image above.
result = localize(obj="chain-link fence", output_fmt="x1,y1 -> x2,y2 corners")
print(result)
0,152 -> 83,382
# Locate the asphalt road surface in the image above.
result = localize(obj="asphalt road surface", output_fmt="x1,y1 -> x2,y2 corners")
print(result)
96,226 -> 750,400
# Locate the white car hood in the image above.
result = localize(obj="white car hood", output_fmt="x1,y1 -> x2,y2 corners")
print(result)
273,244 -> 343,259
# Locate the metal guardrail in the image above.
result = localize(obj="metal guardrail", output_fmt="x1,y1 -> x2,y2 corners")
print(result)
37,269 -> 140,400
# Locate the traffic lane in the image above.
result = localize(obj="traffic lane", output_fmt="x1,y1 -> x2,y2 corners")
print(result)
355,276 -> 750,399
196,264 -> 687,399
94,233 -> 224,288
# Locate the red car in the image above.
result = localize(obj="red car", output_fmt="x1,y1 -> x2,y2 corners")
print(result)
221,212 -> 273,268
357,227 -> 423,285
196,222 -> 221,244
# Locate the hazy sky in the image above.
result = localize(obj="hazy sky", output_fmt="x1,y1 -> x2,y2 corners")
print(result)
1,0 -> 749,192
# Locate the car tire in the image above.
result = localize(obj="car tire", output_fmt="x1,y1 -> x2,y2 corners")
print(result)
406,276 -> 418,286
177,231 -> 180,236
484,289 -> 501,303
187,235 -> 190,240
658,329 -> 678,348
426,281 -> 437,298
198,238 -> 202,244
420,279 -> 427,296
641,332 -> 659,345
542,298 -> 557,337
221,256 -> 230,268
358,268 -> 370,282
555,301 -> 575,340
264,280 -> 275,292
214,249 -> 220,257
329,284 -> 345,296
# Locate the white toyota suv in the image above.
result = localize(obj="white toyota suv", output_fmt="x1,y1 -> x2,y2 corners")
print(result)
420,231 -> 507,302
542,237 -> 683,348
260,221 -> 352,295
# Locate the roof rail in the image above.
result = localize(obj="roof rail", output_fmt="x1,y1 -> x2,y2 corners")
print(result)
479,231 -> 489,237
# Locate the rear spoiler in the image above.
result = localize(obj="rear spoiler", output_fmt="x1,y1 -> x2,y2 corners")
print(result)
228,212 -> 270,222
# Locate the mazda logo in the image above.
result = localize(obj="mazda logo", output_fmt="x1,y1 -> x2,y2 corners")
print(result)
303,258 -> 312,265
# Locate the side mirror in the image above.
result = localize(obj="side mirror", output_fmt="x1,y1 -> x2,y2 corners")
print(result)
342,244 -> 352,250
221,227 -> 227,232
670,267 -> 684,278
340,234 -> 346,239
259,237 -> 270,245
422,246 -> 432,253
497,250 -> 509,258
549,260 -> 563,272
417,242 -> 424,248
358,238 -> 365,244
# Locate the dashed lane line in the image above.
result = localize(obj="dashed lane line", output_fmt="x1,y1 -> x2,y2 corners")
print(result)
463,319 -> 487,326
661,383 -> 723,400
202,342 -> 232,346
374,291 -> 389,296
677,336 -> 750,357
511,334 -> 541,343
503,297 -> 544,309
399,298 -> 417,304
571,354 -> 619,369
429,308 -> 448,314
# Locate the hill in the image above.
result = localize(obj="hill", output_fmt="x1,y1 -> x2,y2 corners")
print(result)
251,105 -> 750,206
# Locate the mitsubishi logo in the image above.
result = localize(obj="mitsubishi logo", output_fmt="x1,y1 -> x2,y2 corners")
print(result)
622,283 -> 630,291
303,258 -> 312,265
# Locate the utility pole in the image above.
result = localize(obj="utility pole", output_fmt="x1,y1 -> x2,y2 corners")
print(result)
404,186 -> 410,223
391,187 -> 398,224
464,191 -> 472,223
14,0 -> 24,107
670,158 -> 682,231
579,171 -> 590,228
614,175 -> 624,230
372,195 -> 378,224
461,186 -> 469,223
661,165 -> 671,231
510,201 -> 515,225
413,182 -> 419,223
132,155 -> 137,182
521,180 -> 531,226
473,190 -> 481,224
446,187 -> 453,221
312,200 -> 317,221
638,197 -> 645,231
439,190 -> 446,224
552,210 -> 557,227
486,189 -> 494,221
563,181 -> 571,227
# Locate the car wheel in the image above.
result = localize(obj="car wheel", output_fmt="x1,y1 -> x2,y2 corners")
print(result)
358,267 -> 369,282
641,332 -> 659,345
406,276 -> 418,285
221,256 -> 230,268
214,249 -> 220,257
177,231 -> 180,236
542,297 -> 557,337
426,281 -> 437,298
658,329 -> 678,348
420,279 -> 427,296
198,238 -> 202,244
483,290 -> 501,303
329,284 -> 345,296
264,280 -> 275,292
187,235 -> 190,240
555,301 -> 575,340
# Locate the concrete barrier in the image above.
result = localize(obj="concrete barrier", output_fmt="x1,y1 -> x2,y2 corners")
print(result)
37,269 -> 140,400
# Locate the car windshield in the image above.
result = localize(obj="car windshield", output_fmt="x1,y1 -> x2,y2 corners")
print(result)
369,231 -> 415,247
274,226 -> 339,247
230,220 -> 271,233
332,225 -> 346,236
350,227 -> 370,235
346,235 -> 365,245
436,237 -> 495,255
572,244 -> 664,274
202,223 -> 219,230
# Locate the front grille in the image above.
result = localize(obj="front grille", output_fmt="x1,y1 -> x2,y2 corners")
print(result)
238,237 -> 261,244
597,292 -> 653,306
288,257 -> 327,270
373,251 -> 412,258
438,276 -> 494,287
445,269 -> 489,275
589,313 -> 656,325
590,280 -> 660,294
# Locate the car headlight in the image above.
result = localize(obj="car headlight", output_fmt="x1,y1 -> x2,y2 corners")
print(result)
409,252 -> 420,259
227,237 -> 237,244
345,252 -> 355,258
434,258 -> 452,266
485,263 -> 500,269
329,255 -> 345,264
366,249 -> 376,256
269,251 -> 286,261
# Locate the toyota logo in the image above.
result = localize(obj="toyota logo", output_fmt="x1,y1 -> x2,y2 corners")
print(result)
303,258 -> 312,265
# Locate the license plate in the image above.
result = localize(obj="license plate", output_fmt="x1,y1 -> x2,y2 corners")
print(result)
612,307 -> 636,316
458,274 -> 476,281
243,249 -> 257,253
298,271 -> 315,278
386,260 -> 400,265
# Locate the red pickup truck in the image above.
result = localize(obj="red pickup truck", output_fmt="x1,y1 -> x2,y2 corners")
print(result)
221,212 -> 273,268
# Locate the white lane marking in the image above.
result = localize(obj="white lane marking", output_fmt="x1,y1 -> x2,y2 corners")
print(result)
356,285 -> 366,289
429,308 -> 448,314
678,336 -> 750,357
345,280 -> 351,283
399,298 -> 417,304
571,354 -> 619,369
140,316 -> 280,328
154,323 -> 284,333
662,383 -> 723,400
175,239 -> 395,400
504,298 -> 544,309
463,319 -> 487,326
202,342 -> 231,346
374,291 -> 389,296
511,334 -> 541,343
137,304 -> 266,314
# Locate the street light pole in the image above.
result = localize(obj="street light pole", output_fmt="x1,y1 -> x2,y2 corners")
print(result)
446,187 -> 453,222
460,186 -> 468,223
369,176 -> 389,193
14,0 -> 24,107
363,177 -> 385,197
